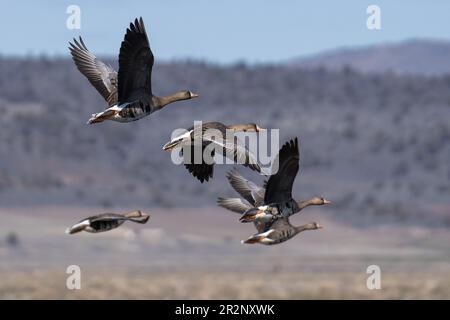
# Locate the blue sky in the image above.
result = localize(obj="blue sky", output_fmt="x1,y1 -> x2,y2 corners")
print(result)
1,0 -> 449,63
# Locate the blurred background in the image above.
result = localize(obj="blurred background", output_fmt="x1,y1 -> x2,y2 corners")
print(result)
0,0 -> 449,299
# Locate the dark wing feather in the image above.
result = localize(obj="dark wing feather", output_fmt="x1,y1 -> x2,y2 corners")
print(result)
88,213 -> 126,222
69,37 -> 118,106
117,17 -> 154,103
182,143 -> 215,183
264,138 -> 299,204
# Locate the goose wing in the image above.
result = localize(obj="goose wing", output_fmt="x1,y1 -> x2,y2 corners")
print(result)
182,142 -> 215,183
216,197 -> 267,233
203,135 -> 261,173
88,213 -> 127,222
264,138 -> 299,204
226,169 -> 265,206
217,197 -> 252,213
69,37 -> 118,107
117,17 -> 154,103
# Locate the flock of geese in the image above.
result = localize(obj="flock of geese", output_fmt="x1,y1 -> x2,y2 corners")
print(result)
65,17 -> 330,245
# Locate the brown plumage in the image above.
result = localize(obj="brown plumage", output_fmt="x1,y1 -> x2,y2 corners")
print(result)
217,169 -> 330,230
242,219 -> 322,245
163,122 -> 265,183
69,17 -> 198,124
66,210 -> 149,234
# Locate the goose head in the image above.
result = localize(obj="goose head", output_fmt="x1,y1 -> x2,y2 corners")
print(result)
297,196 -> 331,210
312,197 -> 331,205
311,222 -> 323,229
179,90 -> 199,99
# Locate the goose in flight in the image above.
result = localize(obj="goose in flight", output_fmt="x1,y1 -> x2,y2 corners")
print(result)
69,17 -> 198,124
238,138 -> 330,223
66,210 -> 149,234
242,218 -> 322,245
218,169 -> 330,215
163,122 -> 264,183
217,169 -> 329,234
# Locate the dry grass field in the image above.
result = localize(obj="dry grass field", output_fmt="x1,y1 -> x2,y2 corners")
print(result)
2,269 -> 450,299
1,206 -> 449,299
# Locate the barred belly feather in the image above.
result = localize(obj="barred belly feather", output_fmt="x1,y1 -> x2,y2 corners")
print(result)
87,219 -> 125,233
119,101 -> 152,120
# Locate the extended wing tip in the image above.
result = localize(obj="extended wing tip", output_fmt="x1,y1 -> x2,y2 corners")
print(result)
225,169 -> 236,181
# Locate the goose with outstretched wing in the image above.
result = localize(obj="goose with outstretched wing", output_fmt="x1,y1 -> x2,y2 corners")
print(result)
217,168 -> 330,235
66,210 -> 149,234
69,17 -> 198,124
163,122 -> 264,183
217,168 -> 325,245
237,138 -> 330,223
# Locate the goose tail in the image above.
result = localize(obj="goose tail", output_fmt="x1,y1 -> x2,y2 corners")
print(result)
87,109 -> 116,124
162,138 -> 183,151
66,220 -> 90,234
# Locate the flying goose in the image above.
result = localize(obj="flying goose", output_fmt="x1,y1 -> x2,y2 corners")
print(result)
217,169 -> 329,215
66,210 -> 149,234
238,138 -> 330,223
217,169 -> 329,234
163,122 -> 265,183
242,218 -> 322,245
69,17 -> 198,124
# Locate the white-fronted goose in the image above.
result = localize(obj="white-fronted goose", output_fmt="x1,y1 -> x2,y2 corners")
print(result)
242,218 -> 322,245
238,138 -> 330,223
69,17 -> 198,124
218,168 -> 329,225
66,210 -> 149,234
163,122 -> 264,183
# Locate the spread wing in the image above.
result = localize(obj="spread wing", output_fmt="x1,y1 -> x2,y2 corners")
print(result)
189,122 -> 261,173
88,213 -> 126,223
216,197 -> 267,233
264,138 -> 299,204
69,37 -> 118,106
226,169 -> 265,206
217,197 -> 252,213
182,142 -> 215,183
203,136 -> 261,173
118,17 -> 154,103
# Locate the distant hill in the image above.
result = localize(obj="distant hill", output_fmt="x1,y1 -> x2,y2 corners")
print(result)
0,56 -> 449,227
290,39 -> 450,76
